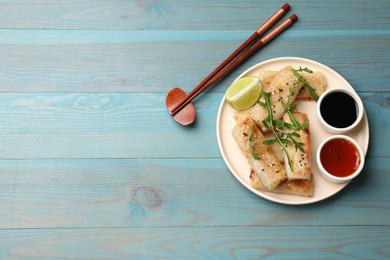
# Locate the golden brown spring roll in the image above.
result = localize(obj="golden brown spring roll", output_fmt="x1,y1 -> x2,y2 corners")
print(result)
235,66 -> 303,128
282,112 -> 311,180
250,170 -> 314,197
232,118 -> 286,190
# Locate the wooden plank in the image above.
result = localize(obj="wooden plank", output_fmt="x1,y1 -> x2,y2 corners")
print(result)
0,29 -> 388,92
0,0 -> 389,30
0,92 -> 387,159
0,226 -> 388,258
0,158 -> 388,228
0,92 -> 219,159
0,1 -> 387,258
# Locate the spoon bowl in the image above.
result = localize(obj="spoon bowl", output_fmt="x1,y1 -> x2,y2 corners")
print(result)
166,87 -> 196,126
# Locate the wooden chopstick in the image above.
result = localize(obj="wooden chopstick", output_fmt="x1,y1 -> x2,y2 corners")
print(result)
170,3 -> 292,116
170,4 -> 291,116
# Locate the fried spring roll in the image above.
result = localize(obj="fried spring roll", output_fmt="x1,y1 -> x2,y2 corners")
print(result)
258,68 -> 327,101
235,66 -> 303,128
235,66 -> 327,127
282,112 -> 311,180
232,119 -> 286,190
296,71 -> 327,101
249,170 -> 314,197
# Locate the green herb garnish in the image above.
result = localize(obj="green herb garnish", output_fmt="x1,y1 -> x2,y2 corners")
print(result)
286,103 -> 309,131
291,67 -> 319,101
296,67 -> 313,73
257,92 -> 308,171
247,124 -> 260,160
257,92 -> 293,171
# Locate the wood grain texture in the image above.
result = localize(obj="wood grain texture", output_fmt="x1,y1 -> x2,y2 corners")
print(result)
0,0 -> 389,258
0,0 -> 389,30
0,158 -> 388,229
0,227 -> 388,259
0,30 -> 389,92
0,92 -> 387,159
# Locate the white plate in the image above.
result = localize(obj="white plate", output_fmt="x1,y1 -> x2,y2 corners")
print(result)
216,57 -> 369,205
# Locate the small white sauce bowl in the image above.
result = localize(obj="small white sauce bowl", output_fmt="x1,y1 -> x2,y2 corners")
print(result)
316,88 -> 364,134
317,135 -> 365,183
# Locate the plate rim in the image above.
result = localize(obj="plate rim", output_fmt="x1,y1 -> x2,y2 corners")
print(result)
216,56 -> 370,205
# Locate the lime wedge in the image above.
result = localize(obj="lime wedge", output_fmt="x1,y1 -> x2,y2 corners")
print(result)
225,76 -> 262,110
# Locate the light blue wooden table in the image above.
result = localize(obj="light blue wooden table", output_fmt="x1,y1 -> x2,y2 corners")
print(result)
0,0 -> 389,258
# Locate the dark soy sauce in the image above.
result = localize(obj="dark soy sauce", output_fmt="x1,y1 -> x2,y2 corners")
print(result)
320,92 -> 358,128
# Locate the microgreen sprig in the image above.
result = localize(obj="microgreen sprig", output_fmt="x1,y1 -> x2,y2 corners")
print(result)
291,67 -> 319,101
257,92 -> 294,171
257,92 -> 308,171
286,103 -> 309,130
247,125 -> 260,160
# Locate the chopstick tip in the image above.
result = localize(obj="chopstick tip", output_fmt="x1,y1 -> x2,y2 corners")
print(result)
290,14 -> 298,23
282,3 -> 291,11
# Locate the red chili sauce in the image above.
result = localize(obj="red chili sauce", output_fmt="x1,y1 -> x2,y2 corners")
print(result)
320,138 -> 361,177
